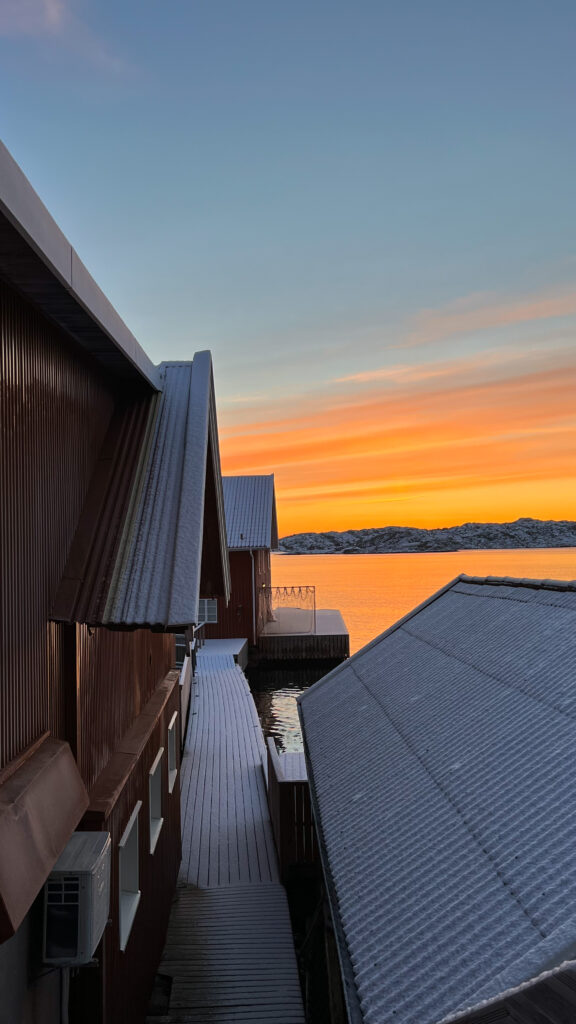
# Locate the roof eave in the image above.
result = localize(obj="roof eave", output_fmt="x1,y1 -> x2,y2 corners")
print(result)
0,141 -> 159,389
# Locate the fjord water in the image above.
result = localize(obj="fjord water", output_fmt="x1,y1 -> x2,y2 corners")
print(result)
252,548 -> 576,751
272,548 -> 576,654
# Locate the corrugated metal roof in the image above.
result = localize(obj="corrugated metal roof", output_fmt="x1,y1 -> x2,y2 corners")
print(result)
298,575 -> 576,1024
223,475 -> 278,550
53,352 -> 230,631
103,354 -> 229,629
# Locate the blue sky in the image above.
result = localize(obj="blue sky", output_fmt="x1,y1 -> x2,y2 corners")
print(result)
1,1 -> 575,530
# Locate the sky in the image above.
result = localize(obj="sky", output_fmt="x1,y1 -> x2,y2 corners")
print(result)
1,0 -> 575,535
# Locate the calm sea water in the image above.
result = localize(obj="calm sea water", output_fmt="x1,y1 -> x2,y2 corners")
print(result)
251,548 -> 576,751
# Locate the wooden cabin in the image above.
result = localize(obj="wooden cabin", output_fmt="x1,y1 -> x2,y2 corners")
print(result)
298,575 -> 576,1024
202,474 -> 278,647
0,142 -> 229,1024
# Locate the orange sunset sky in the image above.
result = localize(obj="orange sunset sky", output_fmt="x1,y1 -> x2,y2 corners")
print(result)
217,290 -> 576,536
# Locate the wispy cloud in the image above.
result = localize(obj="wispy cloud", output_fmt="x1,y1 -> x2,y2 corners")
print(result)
334,347 -> 520,386
0,0 -> 128,73
397,287 -> 576,350
0,0 -> 67,36
219,345 -> 576,533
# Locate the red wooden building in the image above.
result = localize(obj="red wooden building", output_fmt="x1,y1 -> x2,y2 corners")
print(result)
0,142 -> 229,1024
202,475 -> 278,646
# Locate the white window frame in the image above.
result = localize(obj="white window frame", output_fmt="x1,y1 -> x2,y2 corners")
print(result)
198,598 -> 218,624
149,748 -> 164,854
119,801 -> 142,951
168,712 -> 179,794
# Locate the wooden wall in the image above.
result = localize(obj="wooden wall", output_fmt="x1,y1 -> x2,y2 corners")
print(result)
0,277 -> 116,768
204,548 -> 272,646
75,674 -> 182,1024
0,273 -> 180,1024
77,626 -> 174,790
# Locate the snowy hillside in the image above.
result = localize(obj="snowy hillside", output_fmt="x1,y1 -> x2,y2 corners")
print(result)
279,518 -> 576,554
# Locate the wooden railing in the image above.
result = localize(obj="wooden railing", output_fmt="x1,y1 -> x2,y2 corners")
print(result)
266,737 -> 319,879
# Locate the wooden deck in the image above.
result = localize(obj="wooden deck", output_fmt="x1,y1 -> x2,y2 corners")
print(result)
277,752 -> 307,781
258,608 -> 349,661
153,650 -> 305,1023
180,652 -> 278,887
154,885 -> 305,1023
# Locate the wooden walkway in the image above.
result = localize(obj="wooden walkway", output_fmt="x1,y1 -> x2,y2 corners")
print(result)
155,886 -> 305,1023
180,652 -> 278,887
153,651 -> 305,1023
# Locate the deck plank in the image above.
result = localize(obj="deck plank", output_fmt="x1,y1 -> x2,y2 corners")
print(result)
154,652 -> 303,1023
179,654 -> 279,887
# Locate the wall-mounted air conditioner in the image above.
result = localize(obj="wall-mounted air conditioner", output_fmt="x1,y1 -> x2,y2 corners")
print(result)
43,831 -> 111,966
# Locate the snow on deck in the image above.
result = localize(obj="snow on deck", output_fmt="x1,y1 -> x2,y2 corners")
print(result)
154,650 -> 305,1023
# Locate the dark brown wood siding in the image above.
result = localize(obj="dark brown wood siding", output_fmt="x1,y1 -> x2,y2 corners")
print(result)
204,549 -> 271,645
0,277 -> 116,768
77,626 -> 175,790
77,675 -> 181,1024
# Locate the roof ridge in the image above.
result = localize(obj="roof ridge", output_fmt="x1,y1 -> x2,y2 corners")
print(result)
459,574 -> 576,592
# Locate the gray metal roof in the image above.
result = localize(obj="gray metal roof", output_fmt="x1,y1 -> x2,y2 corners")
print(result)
223,475 -> 278,550
298,575 -> 576,1024
102,353 -> 230,629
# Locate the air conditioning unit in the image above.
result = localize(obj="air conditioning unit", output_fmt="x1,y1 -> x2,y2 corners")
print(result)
43,831 -> 111,966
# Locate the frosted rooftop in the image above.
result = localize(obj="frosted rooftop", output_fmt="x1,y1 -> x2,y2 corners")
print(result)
299,575 -> 576,1024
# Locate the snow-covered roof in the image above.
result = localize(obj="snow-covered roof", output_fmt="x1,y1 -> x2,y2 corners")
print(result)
298,575 -> 576,1024
223,475 -> 278,550
53,353 -> 230,630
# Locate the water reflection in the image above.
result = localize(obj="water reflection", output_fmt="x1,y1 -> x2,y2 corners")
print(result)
272,548 -> 576,655
247,664 -> 335,752
250,548 -> 576,750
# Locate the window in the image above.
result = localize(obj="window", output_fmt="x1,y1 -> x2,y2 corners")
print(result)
174,633 -> 187,668
197,598 -> 218,624
168,712 -> 179,793
149,748 -> 164,854
119,802 -> 142,951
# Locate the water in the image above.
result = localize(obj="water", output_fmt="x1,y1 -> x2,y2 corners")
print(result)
251,548 -> 576,750
247,664 -> 330,753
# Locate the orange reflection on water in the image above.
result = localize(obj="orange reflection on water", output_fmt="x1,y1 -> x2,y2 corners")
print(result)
271,548 -> 576,655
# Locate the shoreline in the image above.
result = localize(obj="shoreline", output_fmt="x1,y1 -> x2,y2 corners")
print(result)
278,544 -> 576,556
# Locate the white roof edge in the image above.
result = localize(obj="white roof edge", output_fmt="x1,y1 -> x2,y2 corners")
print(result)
439,955 -> 576,1024
0,140 -> 159,389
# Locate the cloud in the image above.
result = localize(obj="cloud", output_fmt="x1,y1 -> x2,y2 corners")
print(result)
218,345 -> 576,533
334,348 -> 519,386
0,0 -> 128,73
0,0 -> 66,35
397,287 -> 576,350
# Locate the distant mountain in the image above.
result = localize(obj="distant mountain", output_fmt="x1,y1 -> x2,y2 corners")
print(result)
279,518 -> 576,554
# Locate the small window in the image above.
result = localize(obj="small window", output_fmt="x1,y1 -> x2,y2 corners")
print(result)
168,712 -> 179,793
198,598 -> 218,624
119,801 -> 142,951
149,748 -> 164,854
174,633 -> 187,668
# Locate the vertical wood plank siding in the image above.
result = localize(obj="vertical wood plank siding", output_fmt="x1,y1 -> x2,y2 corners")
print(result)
0,278 -> 115,768
78,681 -> 181,1024
204,549 -> 272,645
78,627 -> 175,789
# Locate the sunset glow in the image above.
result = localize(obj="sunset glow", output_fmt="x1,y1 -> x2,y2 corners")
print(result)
219,334 -> 576,535
5,3 -> 575,540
